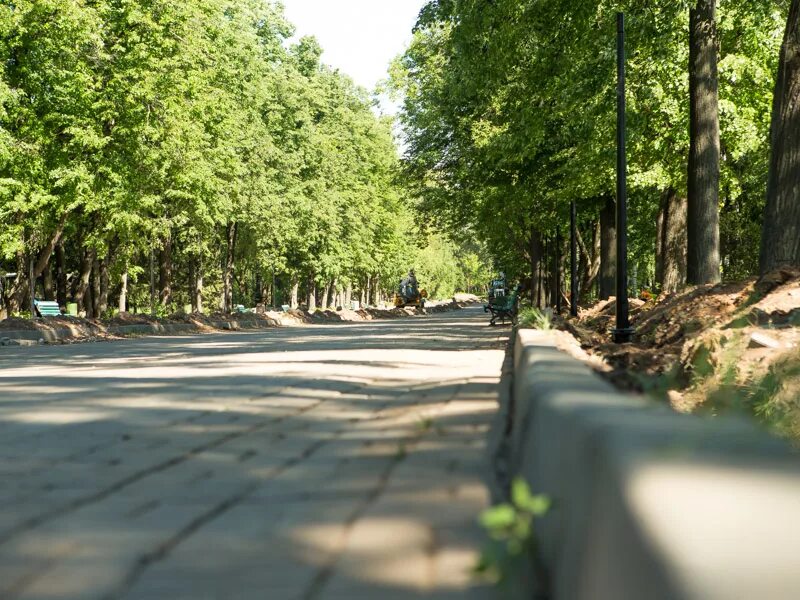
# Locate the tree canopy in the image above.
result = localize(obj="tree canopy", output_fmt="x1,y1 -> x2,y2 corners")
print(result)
392,0 -> 792,300
0,0 -> 477,317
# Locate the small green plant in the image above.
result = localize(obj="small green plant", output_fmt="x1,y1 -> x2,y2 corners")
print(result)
517,307 -> 553,330
395,442 -> 407,460
475,478 -> 551,594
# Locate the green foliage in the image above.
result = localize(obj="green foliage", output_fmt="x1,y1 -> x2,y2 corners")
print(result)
393,0 -> 787,286
0,1 -> 448,315
475,478 -> 551,590
517,308 -> 554,331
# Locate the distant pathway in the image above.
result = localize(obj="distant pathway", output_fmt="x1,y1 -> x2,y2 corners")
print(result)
0,306 -> 506,599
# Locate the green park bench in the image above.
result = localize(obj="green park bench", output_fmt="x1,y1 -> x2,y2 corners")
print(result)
486,285 -> 521,326
34,300 -> 61,317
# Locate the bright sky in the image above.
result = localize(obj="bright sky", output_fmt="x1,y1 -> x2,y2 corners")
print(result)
281,0 -> 427,105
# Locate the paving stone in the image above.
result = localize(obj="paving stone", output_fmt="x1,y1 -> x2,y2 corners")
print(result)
0,307 -> 505,599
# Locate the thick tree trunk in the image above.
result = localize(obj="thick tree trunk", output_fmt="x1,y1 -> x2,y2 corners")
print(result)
307,275 -> 317,311
43,260 -> 54,301
91,254 -> 101,318
98,254 -> 110,316
255,273 -> 263,306
656,188 -> 688,293
600,196 -> 616,300
327,278 -> 337,308
221,222 -> 237,312
761,0 -> 800,274
119,269 -> 128,313
527,228 -> 544,308
549,237 -> 558,309
159,235 -> 173,307
76,248 -> 94,318
6,251 -> 24,314
320,279 -> 330,310
56,242 -> 67,308
345,281 -> 353,307
687,1 -> 721,284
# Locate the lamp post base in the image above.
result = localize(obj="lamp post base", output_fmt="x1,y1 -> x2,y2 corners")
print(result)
612,327 -> 635,344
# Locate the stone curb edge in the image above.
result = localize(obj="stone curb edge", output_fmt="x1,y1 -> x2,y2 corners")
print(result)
510,328 -> 800,600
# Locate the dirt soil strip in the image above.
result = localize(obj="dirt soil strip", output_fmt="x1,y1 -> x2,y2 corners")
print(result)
0,300 -> 477,346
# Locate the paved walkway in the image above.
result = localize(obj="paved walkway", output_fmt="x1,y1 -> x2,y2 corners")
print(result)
0,306 -> 507,599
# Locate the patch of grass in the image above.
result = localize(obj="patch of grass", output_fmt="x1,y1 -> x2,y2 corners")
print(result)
749,350 -> 800,439
517,308 -> 553,330
687,337 -> 800,441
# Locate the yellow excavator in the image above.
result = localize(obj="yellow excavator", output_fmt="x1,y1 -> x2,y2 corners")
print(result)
393,270 -> 428,308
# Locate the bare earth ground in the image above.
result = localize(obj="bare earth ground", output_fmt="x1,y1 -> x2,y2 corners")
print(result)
555,269 -> 800,438
0,306 -> 506,600
0,300 -> 470,344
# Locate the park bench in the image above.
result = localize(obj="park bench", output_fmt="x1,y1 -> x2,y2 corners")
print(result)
487,285 -> 521,326
34,300 -> 61,317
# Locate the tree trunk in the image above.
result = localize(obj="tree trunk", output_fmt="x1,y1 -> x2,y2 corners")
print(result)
761,0 -> 800,274
527,228 -> 544,308
91,254 -> 101,318
43,260 -> 54,301
655,198 -> 666,286
373,274 -> 380,306
290,278 -> 299,309
600,196 -> 616,300
119,269 -> 128,313
98,254 -> 110,316
56,242 -> 67,308
687,1 -> 721,284
656,188 -> 688,293
320,279 -> 330,309
345,281 -> 353,307
7,215 -> 69,312
365,275 -> 372,307
195,272 -> 204,314
577,220 -> 601,302
307,275 -> 317,311
328,278 -> 337,308
159,235 -> 173,307
76,248 -> 94,318
255,273 -> 263,306
221,222 -> 237,312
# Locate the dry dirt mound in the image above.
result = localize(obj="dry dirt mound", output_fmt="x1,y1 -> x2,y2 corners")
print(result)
0,316 -> 40,331
1,300 -> 466,345
557,270 -> 800,437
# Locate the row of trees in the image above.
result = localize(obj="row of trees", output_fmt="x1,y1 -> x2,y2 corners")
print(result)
1,0 -> 456,319
394,0 -> 799,304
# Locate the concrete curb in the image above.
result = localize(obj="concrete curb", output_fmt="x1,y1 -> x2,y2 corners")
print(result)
510,328 -> 800,600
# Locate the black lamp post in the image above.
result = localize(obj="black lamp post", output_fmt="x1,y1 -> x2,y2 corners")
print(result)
613,12 -> 634,343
